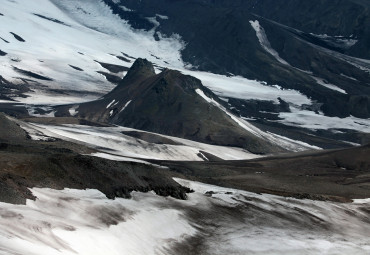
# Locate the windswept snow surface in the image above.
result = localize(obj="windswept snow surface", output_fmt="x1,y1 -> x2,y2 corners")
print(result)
0,179 -> 369,255
23,123 -> 260,161
0,188 -> 197,255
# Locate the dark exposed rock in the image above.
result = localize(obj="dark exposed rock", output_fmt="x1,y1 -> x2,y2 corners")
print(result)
97,71 -> 122,84
0,37 -> 9,43
33,13 -> 71,27
69,65 -> 84,71
10,32 -> 25,42
116,56 -> 131,63
95,61 -> 129,73
12,66 -> 53,81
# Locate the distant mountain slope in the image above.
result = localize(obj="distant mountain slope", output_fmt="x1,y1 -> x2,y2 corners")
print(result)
105,0 -> 370,119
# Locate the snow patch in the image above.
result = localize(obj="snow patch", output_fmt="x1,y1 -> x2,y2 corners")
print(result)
278,107 -> 370,133
119,100 -> 132,113
106,99 -> 116,109
156,14 -> 169,20
89,152 -> 153,165
312,77 -> 347,94
250,20 -> 290,66
68,105 -> 79,116
184,70 -> 310,106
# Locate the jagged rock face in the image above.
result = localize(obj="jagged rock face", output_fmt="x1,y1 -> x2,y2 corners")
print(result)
102,0 -> 370,119
73,59 -> 283,154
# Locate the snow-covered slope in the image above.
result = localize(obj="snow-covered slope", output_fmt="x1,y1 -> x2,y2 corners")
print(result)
0,179 -> 369,255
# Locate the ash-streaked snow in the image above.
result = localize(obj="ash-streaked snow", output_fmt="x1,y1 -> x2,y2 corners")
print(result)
22,123 -> 260,161
0,179 -> 369,255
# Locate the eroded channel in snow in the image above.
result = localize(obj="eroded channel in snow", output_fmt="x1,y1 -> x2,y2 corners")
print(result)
0,179 -> 369,255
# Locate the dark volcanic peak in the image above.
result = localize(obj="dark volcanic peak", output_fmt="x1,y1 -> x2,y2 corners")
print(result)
124,58 -> 155,81
60,60 -> 284,154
